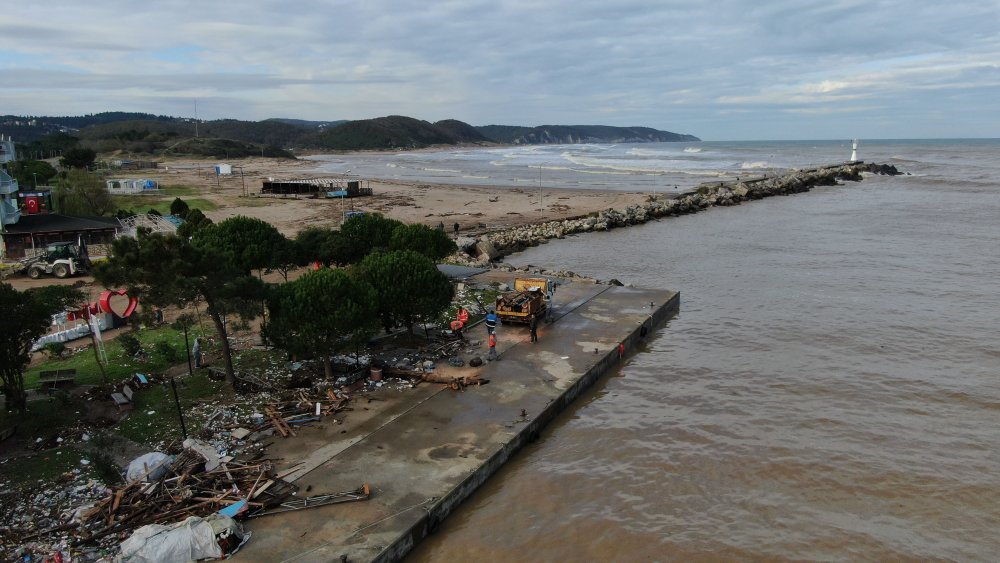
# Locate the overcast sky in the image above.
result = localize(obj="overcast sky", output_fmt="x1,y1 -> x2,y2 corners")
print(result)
4,0 -> 998,140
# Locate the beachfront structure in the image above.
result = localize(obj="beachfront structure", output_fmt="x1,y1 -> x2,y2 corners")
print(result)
1,214 -> 122,260
106,178 -> 159,194
0,135 -> 21,229
118,213 -> 181,239
261,177 -> 373,196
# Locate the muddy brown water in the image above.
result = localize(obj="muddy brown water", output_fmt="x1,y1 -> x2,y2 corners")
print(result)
407,140 -> 1000,561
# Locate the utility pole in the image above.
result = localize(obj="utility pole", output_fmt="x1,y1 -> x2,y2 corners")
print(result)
538,164 -> 543,216
169,376 -> 188,439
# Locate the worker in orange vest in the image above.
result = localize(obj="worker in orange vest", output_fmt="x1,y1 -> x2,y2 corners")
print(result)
450,319 -> 465,340
487,332 -> 497,361
456,307 -> 469,326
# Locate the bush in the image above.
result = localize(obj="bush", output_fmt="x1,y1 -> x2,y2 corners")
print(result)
154,340 -> 180,364
118,333 -> 143,358
42,341 -> 67,359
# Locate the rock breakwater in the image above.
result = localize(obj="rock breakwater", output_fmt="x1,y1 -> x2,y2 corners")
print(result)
457,162 -> 900,264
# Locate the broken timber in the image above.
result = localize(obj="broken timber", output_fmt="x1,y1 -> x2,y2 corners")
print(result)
246,483 -> 371,518
266,406 -> 296,437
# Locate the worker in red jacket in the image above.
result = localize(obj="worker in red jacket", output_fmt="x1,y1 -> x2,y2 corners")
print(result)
487,332 -> 498,361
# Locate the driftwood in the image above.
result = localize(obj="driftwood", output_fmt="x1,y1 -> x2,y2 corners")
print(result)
421,373 -> 490,389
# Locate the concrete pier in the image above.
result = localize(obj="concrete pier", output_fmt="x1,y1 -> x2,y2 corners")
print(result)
236,274 -> 679,562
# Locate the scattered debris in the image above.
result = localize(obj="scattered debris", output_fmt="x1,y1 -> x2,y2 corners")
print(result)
246,483 -> 370,518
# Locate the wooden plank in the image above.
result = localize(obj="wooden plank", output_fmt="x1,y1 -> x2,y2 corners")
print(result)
250,480 -> 275,499
265,406 -> 296,437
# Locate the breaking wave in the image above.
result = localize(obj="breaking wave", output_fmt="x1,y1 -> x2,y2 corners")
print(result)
740,161 -> 772,169
684,147 -> 703,153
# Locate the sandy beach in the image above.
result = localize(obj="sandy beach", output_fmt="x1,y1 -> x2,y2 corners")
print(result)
143,154 -> 651,236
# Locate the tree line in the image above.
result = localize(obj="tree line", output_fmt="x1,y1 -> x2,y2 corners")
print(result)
2,212 -> 458,413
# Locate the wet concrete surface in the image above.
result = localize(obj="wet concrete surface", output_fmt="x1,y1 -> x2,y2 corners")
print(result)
235,272 -> 678,562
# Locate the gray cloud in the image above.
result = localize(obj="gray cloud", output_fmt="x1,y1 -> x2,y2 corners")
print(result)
3,0 -> 999,139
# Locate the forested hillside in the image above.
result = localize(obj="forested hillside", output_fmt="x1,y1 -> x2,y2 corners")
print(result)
2,112 -> 698,158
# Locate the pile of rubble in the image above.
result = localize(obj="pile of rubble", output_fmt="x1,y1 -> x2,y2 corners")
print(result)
3,313 -> 504,559
0,383 -> 368,560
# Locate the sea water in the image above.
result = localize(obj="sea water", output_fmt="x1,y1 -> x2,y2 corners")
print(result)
326,139 -> 1000,560
307,139 -> 1000,195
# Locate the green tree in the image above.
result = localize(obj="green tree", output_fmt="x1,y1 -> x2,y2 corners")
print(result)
10,160 -> 58,188
53,169 -> 115,216
176,208 -> 213,238
193,215 -> 287,275
339,213 -> 404,263
169,197 -> 190,217
271,236 -> 301,282
355,250 -> 454,335
390,223 -> 458,262
266,269 -> 378,378
18,132 -> 80,160
0,283 -> 84,413
94,228 -> 264,386
295,227 -> 354,267
60,147 -> 97,169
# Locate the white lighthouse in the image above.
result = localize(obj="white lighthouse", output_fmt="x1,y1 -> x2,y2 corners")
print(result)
850,139 -> 859,163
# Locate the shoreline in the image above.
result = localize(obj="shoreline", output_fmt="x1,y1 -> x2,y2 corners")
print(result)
131,155 -> 654,236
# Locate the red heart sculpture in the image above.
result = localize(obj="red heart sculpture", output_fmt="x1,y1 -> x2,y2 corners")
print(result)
99,289 -> 139,318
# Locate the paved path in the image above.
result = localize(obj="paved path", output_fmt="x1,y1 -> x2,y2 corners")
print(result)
237,275 -> 678,562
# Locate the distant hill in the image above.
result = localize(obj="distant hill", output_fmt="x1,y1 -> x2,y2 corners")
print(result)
265,118 -> 349,129
162,137 -> 294,159
77,119 -> 306,148
1,112 -> 699,158
433,119 -> 491,143
306,115 -> 489,150
477,124 -> 699,144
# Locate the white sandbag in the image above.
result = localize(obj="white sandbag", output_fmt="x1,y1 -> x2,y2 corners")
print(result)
125,452 -> 171,482
117,516 -> 222,563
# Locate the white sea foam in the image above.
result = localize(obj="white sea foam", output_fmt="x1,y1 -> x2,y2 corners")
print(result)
562,153 -> 722,176
684,147 -> 703,153
626,147 -> 679,157
740,161 -> 772,169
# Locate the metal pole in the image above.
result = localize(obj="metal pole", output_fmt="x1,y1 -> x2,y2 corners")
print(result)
169,376 -> 188,439
183,326 -> 193,376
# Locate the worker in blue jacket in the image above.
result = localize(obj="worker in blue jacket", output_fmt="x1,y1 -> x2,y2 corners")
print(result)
485,308 -> 498,334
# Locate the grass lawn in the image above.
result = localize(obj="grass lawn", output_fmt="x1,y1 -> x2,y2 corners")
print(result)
0,446 -> 91,489
24,324 -> 209,389
116,373 -> 228,447
112,195 -> 217,215
0,374 -> 228,484
160,185 -> 199,197
111,184 -> 217,215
